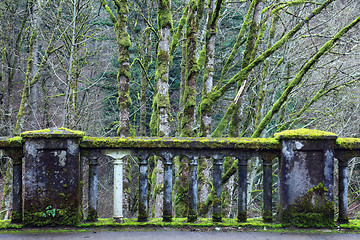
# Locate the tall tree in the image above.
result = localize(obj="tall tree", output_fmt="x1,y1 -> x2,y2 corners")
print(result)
101,0 -> 131,137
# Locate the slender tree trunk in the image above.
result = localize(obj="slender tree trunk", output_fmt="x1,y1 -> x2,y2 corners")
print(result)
150,0 -> 173,218
180,0 -> 204,137
198,0 -> 223,217
229,0 -> 263,138
175,0 -> 205,218
64,0 -> 78,128
29,0 -> 39,129
101,0 -> 131,217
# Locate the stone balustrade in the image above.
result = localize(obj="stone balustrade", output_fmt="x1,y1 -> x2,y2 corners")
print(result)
0,128 -> 358,227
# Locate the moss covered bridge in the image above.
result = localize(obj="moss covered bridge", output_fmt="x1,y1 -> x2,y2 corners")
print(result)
1,128 -> 360,229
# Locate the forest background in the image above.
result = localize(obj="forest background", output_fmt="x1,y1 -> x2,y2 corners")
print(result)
1,0 -> 360,221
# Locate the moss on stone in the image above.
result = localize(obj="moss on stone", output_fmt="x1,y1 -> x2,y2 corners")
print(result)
274,129 -> 337,140
262,209 -> 272,223
187,209 -> 197,222
8,217 -> 360,231
212,196 -> 222,222
237,210 -> 247,222
336,138 -> 360,150
23,205 -> 81,227
80,136 -> 280,150
0,137 -> 23,148
280,182 -> 335,228
21,127 -> 85,139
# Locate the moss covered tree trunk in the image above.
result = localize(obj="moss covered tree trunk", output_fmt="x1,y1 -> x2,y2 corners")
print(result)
197,0 -> 223,217
180,0 -> 204,138
149,0 -> 173,218
101,0 -> 132,217
28,0 -> 40,129
63,0 -> 79,129
229,0 -> 263,138
174,0 -> 205,218
101,0 -> 131,138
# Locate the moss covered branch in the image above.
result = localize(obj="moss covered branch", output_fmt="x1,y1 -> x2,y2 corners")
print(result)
252,14 -> 360,138
199,0 -> 335,129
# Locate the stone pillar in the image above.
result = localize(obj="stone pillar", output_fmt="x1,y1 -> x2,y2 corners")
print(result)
87,151 -> 100,222
137,152 -> 149,222
337,156 -> 350,223
276,129 -> 337,228
162,152 -> 173,222
6,149 -> 24,223
188,155 -> 198,222
21,128 -> 85,226
212,156 -> 223,222
262,157 -> 273,223
103,149 -> 132,222
237,155 -> 247,222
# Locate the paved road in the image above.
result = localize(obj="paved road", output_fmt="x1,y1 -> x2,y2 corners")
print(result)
1,230 -> 360,240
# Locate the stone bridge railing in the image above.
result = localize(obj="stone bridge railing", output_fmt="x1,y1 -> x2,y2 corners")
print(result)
0,128 -> 359,227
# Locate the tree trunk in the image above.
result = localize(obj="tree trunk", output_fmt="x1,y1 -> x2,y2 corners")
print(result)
176,0 -> 205,218
29,0 -> 39,129
198,0 -> 223,217
150,0 -> 173,218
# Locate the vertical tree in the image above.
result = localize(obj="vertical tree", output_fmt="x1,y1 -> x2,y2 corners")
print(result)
148,0 -> 173,218
101,0 -> 131,137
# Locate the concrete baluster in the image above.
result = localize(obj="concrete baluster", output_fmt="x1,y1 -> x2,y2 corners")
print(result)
8,149 -> 24,224
163,152 -> 173,222
212,155 -> 223,222
87,152 -> 100,222
338,158 -> 349,223
262,158 -> 273,223
103,149 -> 132,222
188,155 -> 198,222
137,153 -> 149,222
237,156 -> 247,222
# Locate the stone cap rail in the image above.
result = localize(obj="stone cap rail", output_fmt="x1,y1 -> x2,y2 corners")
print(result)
0,137 -> 23,148
80,136 -> 281,150
335,138 -> 360,150
0,127 -> 359,153
1,135 -> 360,151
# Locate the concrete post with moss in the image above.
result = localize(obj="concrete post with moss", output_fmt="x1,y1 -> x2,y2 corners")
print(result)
21,128 -> 85,226
275,129 -> 337,228
212,156 -> 223,222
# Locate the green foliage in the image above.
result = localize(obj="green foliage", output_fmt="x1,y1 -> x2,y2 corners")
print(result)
42,206 -> 58,218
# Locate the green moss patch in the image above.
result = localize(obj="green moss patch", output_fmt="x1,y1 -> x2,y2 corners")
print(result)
0,137 -> 23,148
21,127 -> 85,139
274,129 -> 337,140
3,218 -> 360,233
81,136 -> 280,150
280,182 -> 335,228
336,138 -> 360,150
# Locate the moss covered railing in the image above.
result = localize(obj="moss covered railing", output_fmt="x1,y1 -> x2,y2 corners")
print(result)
80,135 -> 281,223
1,128 -> 360,227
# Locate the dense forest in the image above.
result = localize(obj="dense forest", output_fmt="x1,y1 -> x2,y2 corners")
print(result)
1,0 -> 360,220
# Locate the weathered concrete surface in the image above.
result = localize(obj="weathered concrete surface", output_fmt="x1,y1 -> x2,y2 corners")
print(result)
22,128 -> 84,226
279,136 -> 337,227
1,230 -> 360,240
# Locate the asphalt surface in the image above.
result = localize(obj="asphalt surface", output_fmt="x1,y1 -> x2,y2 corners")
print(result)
1,230 -> 360,240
